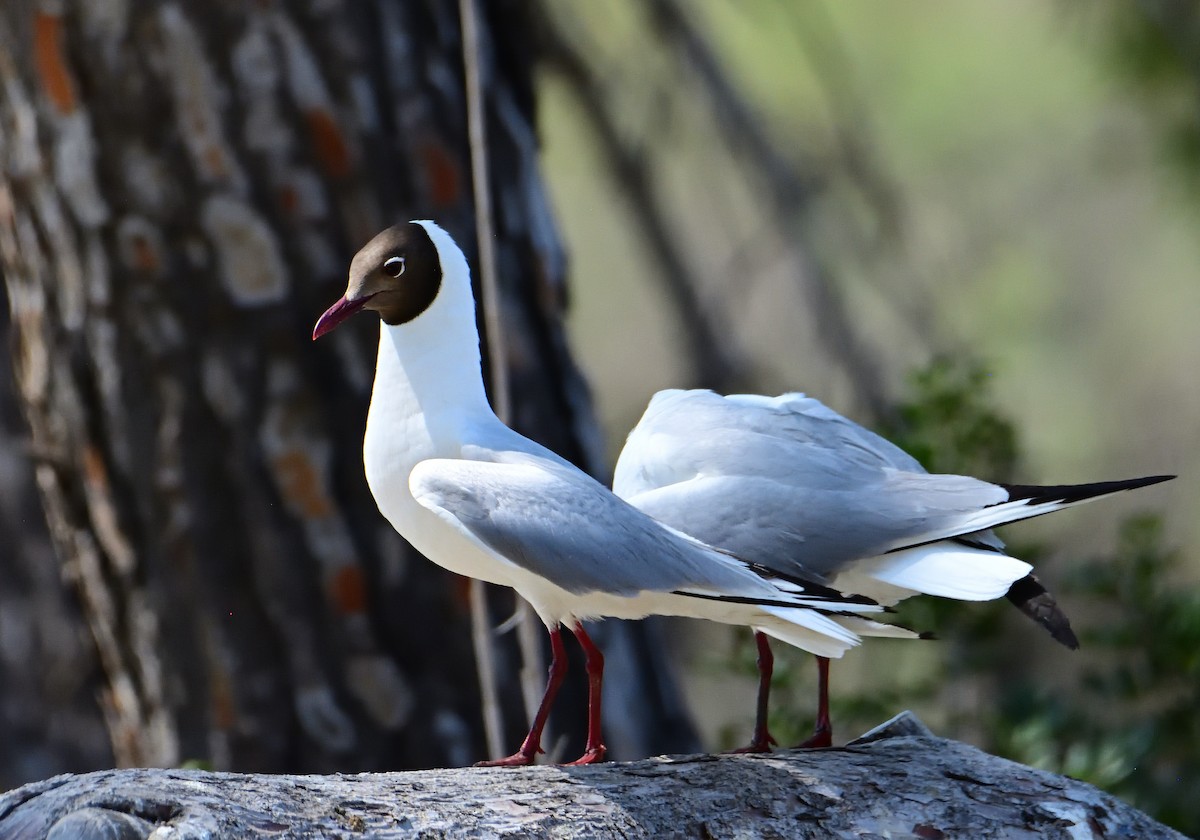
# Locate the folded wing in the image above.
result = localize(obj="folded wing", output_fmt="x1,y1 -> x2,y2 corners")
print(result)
409,450 -> 881,616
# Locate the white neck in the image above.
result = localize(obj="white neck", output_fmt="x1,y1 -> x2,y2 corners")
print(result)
372,312 -> 494,432
365,223 -> 498,461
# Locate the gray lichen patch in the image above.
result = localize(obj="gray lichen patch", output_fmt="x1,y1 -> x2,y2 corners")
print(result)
200,194 -> 289,306
158,4 -> 247,194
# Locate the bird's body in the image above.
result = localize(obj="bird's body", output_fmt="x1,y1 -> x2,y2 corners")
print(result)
314,221 -> 884,764
357,238 -> 878,645
617,389 -> 1026,604
614,387 -> 1172,749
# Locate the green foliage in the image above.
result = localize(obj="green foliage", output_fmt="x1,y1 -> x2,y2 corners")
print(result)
723,355 -> 1196,833
1105,3 -> 1200,198
990,515 -> 1200,834
885,355 -> 1019,480
179,758 -> 214,771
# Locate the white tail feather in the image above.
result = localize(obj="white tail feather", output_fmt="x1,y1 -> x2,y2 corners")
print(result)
839,543 -> 1031,602
754,604 -> 864,658
832,616 -> 923,639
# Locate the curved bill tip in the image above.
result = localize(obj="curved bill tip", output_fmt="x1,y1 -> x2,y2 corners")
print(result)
313,295 -> 369,340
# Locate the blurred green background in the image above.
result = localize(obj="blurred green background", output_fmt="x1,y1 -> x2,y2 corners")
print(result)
536,1 -> 1197,832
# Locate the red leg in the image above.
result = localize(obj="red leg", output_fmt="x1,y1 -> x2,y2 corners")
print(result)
730,631 -> 777,753
796,655 -> 832,749
566,623 -> 607,765
476,626 -> 567,766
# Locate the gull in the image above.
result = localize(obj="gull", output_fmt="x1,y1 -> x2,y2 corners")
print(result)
312,221 -> 886,766
614,388 -> 1173,751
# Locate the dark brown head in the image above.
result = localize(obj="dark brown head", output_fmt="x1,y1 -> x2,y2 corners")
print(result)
313,221 -> 442,339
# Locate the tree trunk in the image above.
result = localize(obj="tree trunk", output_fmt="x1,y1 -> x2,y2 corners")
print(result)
0,714 -> 1183,839
0,0 -> 693,779
0,302 -> 111,788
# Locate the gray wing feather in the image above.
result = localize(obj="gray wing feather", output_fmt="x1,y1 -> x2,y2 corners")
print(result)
615,390 -> 923,497
410,453 -> 775,598
615,390 -> 1007,578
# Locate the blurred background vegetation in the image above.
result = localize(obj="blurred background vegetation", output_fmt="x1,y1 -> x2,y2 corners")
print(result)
536,0 -> 1196,833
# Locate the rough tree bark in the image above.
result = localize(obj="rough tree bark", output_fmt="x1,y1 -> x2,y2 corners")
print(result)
0,302 -> 111,789
0,714 -> 1183,839
0,0 -> 693,781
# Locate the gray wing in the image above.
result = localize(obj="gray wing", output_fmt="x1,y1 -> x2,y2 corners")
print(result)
614,389 -> 1006,579
409,451 -> 807,599
614,390 -> 926,497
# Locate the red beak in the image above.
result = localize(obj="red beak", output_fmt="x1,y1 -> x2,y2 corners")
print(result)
313,295 -> 372,340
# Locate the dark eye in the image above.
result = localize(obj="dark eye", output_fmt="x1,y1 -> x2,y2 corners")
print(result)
383,256 -> 405,278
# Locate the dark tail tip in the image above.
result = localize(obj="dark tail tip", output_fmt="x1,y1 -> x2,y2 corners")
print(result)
999,474 -> 1175,507
1005,574 -> 1080,650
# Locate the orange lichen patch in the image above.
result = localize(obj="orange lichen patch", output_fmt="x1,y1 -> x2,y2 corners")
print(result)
130,234 -> 160,273
117,216 -> 166,277
34,11 -> 77,114
419,142 -> 460,207
271,449 -> 334,518
278,184 -> 300,216
201,144 -> 230,181
304,109 -> 351,180
81,444 -> 109,491
330,565 -> 367,615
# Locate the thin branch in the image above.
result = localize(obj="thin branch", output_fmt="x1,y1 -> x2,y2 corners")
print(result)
459,0 -> 507,761
771,0 -> 941,345
513,598 -> 546,750
459,5 -> 508,423
646,0 -> 894,420
772,0 -> 904,241
646,0 -> 813,214
538,15 -> 749,391
466,578 -> 503,760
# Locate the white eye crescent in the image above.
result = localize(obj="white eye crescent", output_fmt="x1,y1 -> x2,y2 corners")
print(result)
383,256 -> 405,278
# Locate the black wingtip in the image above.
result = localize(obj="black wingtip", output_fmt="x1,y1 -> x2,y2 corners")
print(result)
744,562 -> 878,606
671,589 -> 881,612
918,631 -> 938,641
1004,574 -> 1080,650
998,474 -> 1175,507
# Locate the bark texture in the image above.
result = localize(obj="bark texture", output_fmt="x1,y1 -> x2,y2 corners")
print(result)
0,715 -> 1183,840
0,0 -> 693,782
0,302 -> 111,788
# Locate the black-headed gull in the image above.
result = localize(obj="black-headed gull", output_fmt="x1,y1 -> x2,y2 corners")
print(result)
312,221 -> 885,765
614,389 -> 1172,750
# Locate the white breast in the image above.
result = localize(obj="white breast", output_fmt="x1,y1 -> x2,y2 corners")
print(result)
362,326 -> 522,589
